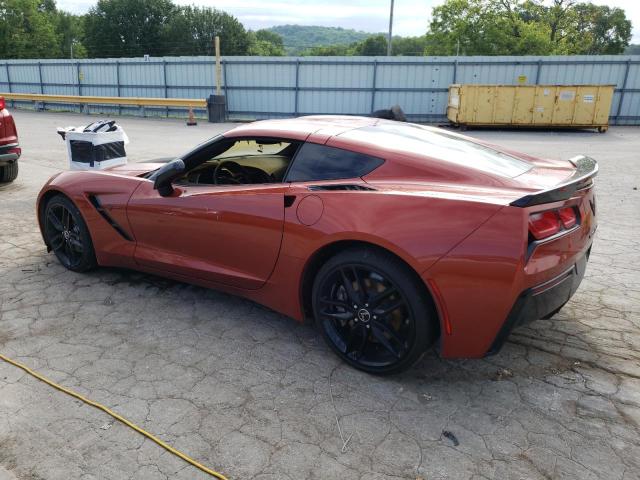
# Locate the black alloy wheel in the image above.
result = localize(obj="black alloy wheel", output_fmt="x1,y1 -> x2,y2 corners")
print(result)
44,195 -> 97,272
312,247 -> 437,374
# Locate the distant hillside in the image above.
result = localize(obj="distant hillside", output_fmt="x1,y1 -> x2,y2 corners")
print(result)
267,25 -> 379,54
625,44 -> 640,54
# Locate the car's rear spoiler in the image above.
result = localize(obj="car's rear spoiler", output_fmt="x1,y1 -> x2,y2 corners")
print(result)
510,155 -> 598,207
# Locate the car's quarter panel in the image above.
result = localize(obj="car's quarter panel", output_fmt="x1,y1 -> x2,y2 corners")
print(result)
284,187 -> 502,268
126,181 -> 286,290
37,171 -> 143,268
277,183 -> 504,327
421,206 -> 526,358
425,186 -> 596,358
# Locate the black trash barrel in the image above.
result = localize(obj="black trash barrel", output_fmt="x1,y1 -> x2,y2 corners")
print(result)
207,95 -> 226,123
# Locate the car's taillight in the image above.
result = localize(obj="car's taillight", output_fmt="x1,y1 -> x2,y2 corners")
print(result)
529,211 -> 561,240
557,207 -> 577,229
529,207 -> 579,240
0,97 -> 5,110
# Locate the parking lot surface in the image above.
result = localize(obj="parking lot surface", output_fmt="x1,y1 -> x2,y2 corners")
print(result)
1,111 -> 639,480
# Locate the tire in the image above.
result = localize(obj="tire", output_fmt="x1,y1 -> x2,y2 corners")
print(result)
312,247 -> 438,375
42,194 -> 97,272
0,162 -> 18,182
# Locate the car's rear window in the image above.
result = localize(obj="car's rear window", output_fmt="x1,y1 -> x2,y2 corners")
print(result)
340,123 -> 533,178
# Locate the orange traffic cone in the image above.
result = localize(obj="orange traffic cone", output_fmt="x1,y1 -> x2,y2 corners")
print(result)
186,106 -> 197,126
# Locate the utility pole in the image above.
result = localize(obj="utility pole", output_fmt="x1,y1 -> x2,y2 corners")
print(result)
387,0 -> 394,56
70,42 -> 73,60
214,36 -> 222,96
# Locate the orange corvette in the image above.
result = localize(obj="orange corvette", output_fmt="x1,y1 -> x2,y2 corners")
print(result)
37,116 -> 597,374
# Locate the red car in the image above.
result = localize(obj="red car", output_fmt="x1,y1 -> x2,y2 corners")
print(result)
37,116 -> 597,374
0,97 -> 21,182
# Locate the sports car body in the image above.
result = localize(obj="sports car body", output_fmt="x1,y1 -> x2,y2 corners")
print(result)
37,116 -> 597,374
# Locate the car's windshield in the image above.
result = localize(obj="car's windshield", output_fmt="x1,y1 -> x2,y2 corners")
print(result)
341,123 -> 533,178
215,140 -> 291,159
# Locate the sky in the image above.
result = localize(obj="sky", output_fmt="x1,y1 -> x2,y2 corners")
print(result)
57,0 -> 640,43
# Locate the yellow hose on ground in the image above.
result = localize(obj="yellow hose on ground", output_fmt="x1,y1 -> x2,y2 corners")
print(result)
0,353 -> 229,480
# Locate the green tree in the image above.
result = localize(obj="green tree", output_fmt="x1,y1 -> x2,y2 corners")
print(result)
84,0 -> 176,57
423,0 -> 631,56
568,3 -> 631,54
269,25 -> 375,55
256,30 -> 284,49
162,6 -> 250,56
354,35 -> 388,55
0,0 -> 60,58
54,11 -> 86,58
392,36 -> 428,55
247,29 -> 285,55
301,44 -> 353,56
301,35 -> 393,57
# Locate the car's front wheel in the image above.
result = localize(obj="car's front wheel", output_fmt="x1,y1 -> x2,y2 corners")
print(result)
43,195 -> 97,272
312,247 -> 438,375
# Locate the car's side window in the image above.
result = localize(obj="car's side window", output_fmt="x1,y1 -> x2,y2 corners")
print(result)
176,138 -> 300,186
286,143 -> 384,182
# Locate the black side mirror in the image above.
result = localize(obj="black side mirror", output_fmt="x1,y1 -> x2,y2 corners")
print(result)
151,159 -> 185,197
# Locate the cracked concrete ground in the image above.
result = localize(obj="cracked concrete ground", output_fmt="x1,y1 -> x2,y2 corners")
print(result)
1,110 -> 639,480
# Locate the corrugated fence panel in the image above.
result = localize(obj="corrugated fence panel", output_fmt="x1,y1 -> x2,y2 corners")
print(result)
618,62 -> 640,125
41,63 -> 77,96
459,63 -> 538,85
0,64 -> 8,87
0,55 -> 638,123
225,57 -> 296,118
166,57 -> 215,99
79,62 -> 118,97
298,57 -> 373,115
8,63 -> 40,93
375,59 -> 454,119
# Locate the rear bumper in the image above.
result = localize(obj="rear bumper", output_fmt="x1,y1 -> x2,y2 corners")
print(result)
0,143 -> 20,165
485,246 -> 590,355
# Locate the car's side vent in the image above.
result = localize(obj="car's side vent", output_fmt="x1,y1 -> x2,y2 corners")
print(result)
88,195 -> 133,241
307,184 -> 376,191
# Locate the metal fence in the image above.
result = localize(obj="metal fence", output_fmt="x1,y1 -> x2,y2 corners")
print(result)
1,55 -> 639,124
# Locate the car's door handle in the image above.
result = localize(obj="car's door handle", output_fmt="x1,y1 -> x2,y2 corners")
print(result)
284,195 -> 296,208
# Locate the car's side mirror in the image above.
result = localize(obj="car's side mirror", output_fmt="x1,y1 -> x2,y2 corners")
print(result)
152,159 -> 185,197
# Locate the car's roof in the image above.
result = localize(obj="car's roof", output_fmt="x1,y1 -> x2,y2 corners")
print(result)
223,115 -> 575,189
223,115 -> 380,141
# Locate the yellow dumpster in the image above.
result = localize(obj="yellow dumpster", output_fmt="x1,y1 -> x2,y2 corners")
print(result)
447,84 -> 614,132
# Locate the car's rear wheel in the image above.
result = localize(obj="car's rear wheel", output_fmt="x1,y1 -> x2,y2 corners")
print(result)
312,247 -> 437,375
43,195 -> 97,272
0,162 -> 18,182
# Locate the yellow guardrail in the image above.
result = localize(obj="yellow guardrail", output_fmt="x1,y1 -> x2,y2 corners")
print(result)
0,92 -> 206,108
